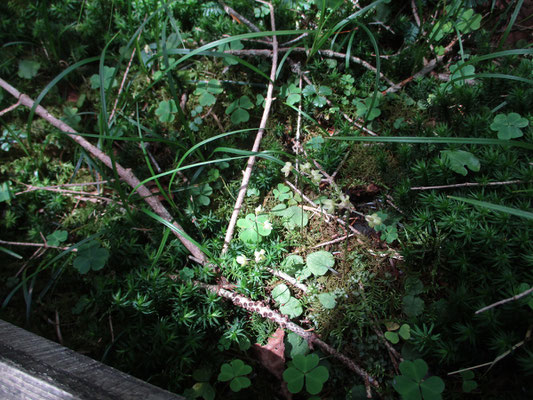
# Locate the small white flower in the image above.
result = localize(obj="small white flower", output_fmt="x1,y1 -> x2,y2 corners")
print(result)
310,169 -> 322,184
281,162 -> 293,177
236,255 -> 248,266
338,194 -> 352,209
254,249 -> 266,263
263,220 -> 272,231
255,205 -> 263,215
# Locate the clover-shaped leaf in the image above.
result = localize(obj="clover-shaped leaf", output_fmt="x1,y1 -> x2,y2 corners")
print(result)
73,240 -> 109,274
490,113 -> 528,140
237,213 -> 272,243
440,150 -> 480,176
272,283 -> 291,304
355,96 -> 381,120
46,230 -> 68,247
457,9 -> 481,33
62,106 -> 81,130
302,84 -> 331,108
306,251 -> 334,276
155,100 -> 178,123
218,40 -> 244,65
306,136 -> 325,150
273,183 -> 293,202
89,66 -> 118,89
381,225 -> 399,243
190,183 -> 213,206
280,297 -> 303,318
194,79 -> 223,107
283,354 -> 329,395
226,95 -> 254,124
460,371 -> 478,393
449,62 -> 475,86
18,59 -> 40,79
218,359 -> 252,392
393,359 -> 444,400
280,206 -> 309,229
318,293 -> 336,309
283,83 -> 302,106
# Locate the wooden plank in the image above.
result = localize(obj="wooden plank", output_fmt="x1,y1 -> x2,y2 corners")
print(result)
0,319 -> 184,400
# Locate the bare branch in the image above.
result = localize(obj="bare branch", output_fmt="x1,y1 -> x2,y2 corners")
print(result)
411,180 -> 525,191
0,98 -> 21,116
218,0 -> 262,33
222,2 -> 278,254
476,287 -> 533,314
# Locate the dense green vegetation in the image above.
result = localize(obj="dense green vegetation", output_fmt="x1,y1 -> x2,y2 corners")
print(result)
1,0 -> 532,398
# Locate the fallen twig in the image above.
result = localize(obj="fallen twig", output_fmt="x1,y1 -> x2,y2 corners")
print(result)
476,286 -> 533,314
411,180 -> 525,191
200,282 -> 379,392
0,98 -> 21,116
218,0 -> 262,33
222,2 -> 278,254
0,239 -> 75,252
266,267 -> 308,293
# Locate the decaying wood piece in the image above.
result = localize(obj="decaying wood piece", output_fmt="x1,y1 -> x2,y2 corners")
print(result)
0,319 -> 183,400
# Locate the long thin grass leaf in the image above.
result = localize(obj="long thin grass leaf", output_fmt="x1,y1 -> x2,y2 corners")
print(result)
449,196 -> 533,220
141,208 -> 212,259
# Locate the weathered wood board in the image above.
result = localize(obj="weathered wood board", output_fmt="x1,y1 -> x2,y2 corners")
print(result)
0,319 -> 184,400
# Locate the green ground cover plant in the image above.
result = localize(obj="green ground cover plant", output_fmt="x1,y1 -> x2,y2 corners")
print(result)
0,0 -> 532,398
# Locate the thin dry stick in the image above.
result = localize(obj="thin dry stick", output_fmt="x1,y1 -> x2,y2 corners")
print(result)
200,282 -> 379,392
221,2 -> 278,254
108,47 -> 137,124
0,98 -> 21,116
218,0 -> 262,33
0,239 -> 75,252
411,0 -> 421,27
16,186 -> 118,203
476,287 -> 533,314
0,77 -> 206,264
311,233 -> 356,249
384,38 -> 458,94
411,180 -> 525,191
225,47 -> 396,87
266,267 -> 308,292
15,180 -> 109,195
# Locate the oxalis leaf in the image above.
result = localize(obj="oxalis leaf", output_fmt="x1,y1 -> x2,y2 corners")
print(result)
155,100 -> 178,123
89,66 -> 117,89
237,214 -> 272,243
283,354 -> 329,395
217,359 -> 252,392
440,150 -> 480,176
46,230 -> 68,247
73,240 -> 109,274
490,113 -> 529,140
306,251 -> 334,276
